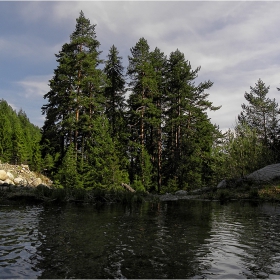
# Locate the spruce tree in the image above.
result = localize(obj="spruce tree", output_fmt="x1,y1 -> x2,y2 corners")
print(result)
103,45 -> 129,172
58,143 -> 81,188
0,100 -> 13,162
82,115 -> 128,189
104,44 -> 127,138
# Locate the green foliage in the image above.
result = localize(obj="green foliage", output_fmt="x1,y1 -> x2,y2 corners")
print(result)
161,178 -> 180,194
83,115 -> 128,190
238,79 -> 280,161
3,11 -> 277,196
162,49 -> 220,189
0,100 -> 42,169
104,45 -> 127,138
41,10 -> 105,169
131,176 -> 146,192
222,122 -> 272,179
57,143 -> 82,189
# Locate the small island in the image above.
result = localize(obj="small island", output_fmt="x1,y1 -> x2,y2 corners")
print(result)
1,12 -> 280,204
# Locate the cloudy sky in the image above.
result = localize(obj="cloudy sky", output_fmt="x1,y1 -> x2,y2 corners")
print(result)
1,1 -> 280,131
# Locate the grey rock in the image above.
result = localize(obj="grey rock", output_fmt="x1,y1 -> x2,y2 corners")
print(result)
175,190 -> 188,196
217,179 -> 227,189
190,187 -> 212,194
159,193 -> 178,201
245,163 -> 280,182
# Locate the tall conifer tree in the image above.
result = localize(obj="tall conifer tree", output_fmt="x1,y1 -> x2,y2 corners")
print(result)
41,11 -> 126,189
103,45 -> 129,172
238,79 -> 280,148
163,50 -> 220,189
127,38 -> 156,189
42,11 -> 105,159
104,45 -> 126,138
148,47 -> 167,192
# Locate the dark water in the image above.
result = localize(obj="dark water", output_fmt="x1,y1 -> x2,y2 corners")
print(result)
1,200 -> 280,279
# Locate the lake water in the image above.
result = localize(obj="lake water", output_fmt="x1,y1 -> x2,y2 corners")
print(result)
1,200 -> 280,279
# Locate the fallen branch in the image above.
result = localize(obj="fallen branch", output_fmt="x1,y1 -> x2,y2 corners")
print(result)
122,183 -> 136,193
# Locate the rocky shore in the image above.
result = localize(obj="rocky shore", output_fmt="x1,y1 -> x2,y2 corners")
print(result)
0,163 -> 52,189
1,162 -> 280,204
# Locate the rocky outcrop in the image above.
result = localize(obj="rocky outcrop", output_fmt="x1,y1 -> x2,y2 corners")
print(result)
217,163 -> 280,189
245,163 -> 280,183
0,163 -> 52,188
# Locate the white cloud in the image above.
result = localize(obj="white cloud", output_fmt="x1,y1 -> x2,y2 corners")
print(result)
17,75 -> 51,98
2,1 -> 280,130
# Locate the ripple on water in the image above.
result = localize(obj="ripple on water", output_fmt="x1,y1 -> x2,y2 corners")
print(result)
2,201 -> 280,279
0,205 -> 43,279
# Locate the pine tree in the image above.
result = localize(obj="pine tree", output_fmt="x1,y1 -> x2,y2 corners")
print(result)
148,47 -> 167,192
42,11 -> 126,189
42,11 -> 105,161
126,38 -> 157,190
163,49 -> 220,190
238,79 -> 280,162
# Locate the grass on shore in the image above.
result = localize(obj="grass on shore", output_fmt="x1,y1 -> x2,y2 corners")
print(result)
199,180 -> 280,202
2,180 -> 280,205
0,185 -> 152,205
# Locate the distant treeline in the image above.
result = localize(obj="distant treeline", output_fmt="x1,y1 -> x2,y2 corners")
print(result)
1,11 -> 280,193
0,100 -> 41,170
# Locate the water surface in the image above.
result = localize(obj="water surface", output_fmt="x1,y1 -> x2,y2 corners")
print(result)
1,200 -> 280,278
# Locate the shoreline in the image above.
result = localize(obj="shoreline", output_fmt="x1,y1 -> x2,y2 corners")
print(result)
1,182 -> 280,205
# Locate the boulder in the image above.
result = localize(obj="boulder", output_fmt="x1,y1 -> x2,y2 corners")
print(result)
32,178 -> 42,187
159,193 -> 178,201
6,172 -> 14,181
217,179 -> 227,189
14,177 -> 24,185
0,170 -> 8,181
216,163 -> 280,188
175,190 -> 188,196
245,163 -> 280,182
21,164 -> 29,170
4,179 -> 13,185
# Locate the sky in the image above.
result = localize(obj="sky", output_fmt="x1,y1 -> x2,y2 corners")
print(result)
1,1 -> 280,131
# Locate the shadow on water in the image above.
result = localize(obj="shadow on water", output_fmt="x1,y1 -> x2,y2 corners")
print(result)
1,200 -> 280,278
35,201 -> 213,279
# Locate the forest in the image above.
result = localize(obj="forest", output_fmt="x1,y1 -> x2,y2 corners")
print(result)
1,11 -> 280,194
